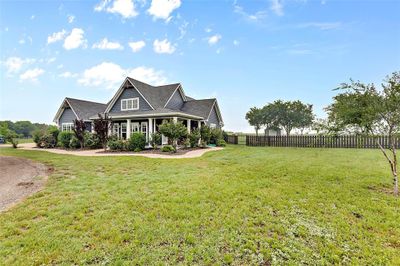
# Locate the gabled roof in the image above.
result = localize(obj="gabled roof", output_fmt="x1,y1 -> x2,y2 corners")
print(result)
181,99 -> 216,119
127,77 -> 180,109
54,97 -> 107,122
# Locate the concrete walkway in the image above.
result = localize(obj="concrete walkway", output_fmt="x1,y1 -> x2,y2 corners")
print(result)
2,143 -> 223,159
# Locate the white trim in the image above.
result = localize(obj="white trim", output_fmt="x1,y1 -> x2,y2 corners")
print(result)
61,122 -> 74,132
121,97 -> 139,111
107,112 -> 203,120
163,84 -> 186,108
104,78 -> 155,113
53,98 -> 80,122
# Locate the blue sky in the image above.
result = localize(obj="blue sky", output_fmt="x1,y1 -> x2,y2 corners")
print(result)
0,0 -> 399,132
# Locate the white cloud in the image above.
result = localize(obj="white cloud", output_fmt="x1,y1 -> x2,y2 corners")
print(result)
205,28 -> 212,33
68,15 -> 75,23
208,34 -> 221,45
233,40 -> 239,46
153,39 -> 176,54
19,39 -> 26,44
92,38 -> 124,50
19,68 -> 45,82
63,28 -> 87,50
270,0 -> 284,16
57,64 -> 64,69
3,57 -> 36,74
78,62 -> 167,89
30,15 -> 35,20
47,29 -> 67,44
147,0 -> 181,21
128,40 -> 146,52
233,3 -> 267,22
59,71 -> 78,78
95,0 -> 138,18
47,57 -> 56,63
297,22 -> 341,30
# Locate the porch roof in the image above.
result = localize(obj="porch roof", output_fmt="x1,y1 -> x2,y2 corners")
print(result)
90,108 -> 204,120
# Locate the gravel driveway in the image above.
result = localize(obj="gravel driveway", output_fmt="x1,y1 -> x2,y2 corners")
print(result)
0,156 -> 49,212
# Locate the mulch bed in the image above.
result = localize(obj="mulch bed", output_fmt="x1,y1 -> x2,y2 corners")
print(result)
99,147 -> 208,155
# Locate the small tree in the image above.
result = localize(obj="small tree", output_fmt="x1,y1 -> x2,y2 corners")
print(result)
245,107 -> 263,136
93,113 -> 111,150
73,119 -> 86,149
149,132 -> 162,149
5,130 -> 19,148
158,120 -> 187,152
200,125 -> 212,145
327,71 -> 400,196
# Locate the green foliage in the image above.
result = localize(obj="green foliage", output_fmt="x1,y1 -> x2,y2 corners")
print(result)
0,146 -> 399,264
161,145 -> 175,152
47,125 -> 60,140
5,130 -> 19,148
58,131 -> 73,148
84,132 -> 102,149
107,139 -> 126,151
188,129 -> 201,147
69,136 -> 81,149
216,139 -> 226,147
200,125 -> 212,144
134,147 -> 142,152
0,120 -> 49,138
127,132 -> 146,151
183,138 -> 191,148
245,107 -> 263,136
38,133 -> 57,148
149,132 -> 162,149
210,128 -> 223,145
158,120 -> 187,150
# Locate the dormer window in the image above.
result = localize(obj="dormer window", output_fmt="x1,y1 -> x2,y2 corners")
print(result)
121,98 -> 139,111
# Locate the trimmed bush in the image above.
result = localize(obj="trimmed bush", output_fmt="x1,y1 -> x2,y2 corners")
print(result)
107,139 -> 126,151
210,128 -> 223,145
133,147 -> 142,152
216,139 -> 226,147
149,132 -> 162,149
39,133 -> 57,148
58,131 -> 73,148
47,125 -> 60,140
127,132 -> 146,151
188,129 -> 201,147
33,129 -> 44,147
69,136 -> 81,149
200,125 -> 212,144
84,132 -> 102,149
161,145 -> 175,152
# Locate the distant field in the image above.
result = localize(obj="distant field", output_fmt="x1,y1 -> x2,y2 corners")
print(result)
0,146 -> 399,264
16,138 -> 33,144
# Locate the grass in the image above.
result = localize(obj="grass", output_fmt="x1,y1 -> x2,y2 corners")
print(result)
16,138 -> 33,144
0,146 -> 399,265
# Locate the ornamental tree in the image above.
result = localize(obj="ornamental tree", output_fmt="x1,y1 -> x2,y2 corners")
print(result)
73,119 -> 86,149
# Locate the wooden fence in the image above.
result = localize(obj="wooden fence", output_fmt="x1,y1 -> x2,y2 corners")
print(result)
230,135 -> 400,149
225,135 -> 238,144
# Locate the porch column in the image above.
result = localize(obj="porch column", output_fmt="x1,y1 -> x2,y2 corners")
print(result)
198,121 -> 202,146
187,119 -> 191,134
148,118 -> 153,147
126,119 -> 131,139
173,117 -> 178,123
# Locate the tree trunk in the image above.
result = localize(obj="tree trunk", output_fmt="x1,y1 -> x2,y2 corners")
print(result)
376,137 -> 398,196
255,129 -> 258,137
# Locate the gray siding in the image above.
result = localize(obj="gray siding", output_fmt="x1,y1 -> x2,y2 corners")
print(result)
110,88 -> 153,113
59,107 -> 77,125
206,105 -> 221,128
165,89 -> 184,110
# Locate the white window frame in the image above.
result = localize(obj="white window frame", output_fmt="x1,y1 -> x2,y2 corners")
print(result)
61,123 -> 74,132
141,122 -> 148,141
210,123 -> 216,129
131,122 -> 140,135
121,98 -> 139,111
112,124 -> 120,136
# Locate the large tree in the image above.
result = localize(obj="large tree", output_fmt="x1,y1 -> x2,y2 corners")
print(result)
261,104 -> 279,136
272,100 -> 314,136
327,71 -> 400,196
245,107 -> 263,136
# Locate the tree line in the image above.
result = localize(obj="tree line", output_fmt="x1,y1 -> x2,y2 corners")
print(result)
245,71 -> 400,196
0,120 -> 50,138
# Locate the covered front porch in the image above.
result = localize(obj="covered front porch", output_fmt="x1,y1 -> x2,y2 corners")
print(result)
110,116 -> 202,146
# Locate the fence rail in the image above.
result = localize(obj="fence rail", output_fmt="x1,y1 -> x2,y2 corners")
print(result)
227,135 -> 400,149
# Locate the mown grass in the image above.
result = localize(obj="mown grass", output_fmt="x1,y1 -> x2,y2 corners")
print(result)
0,146 -> 399,265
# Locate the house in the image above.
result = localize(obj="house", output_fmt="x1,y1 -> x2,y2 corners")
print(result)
53,77 -> 223,144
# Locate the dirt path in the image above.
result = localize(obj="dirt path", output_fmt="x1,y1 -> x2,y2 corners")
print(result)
0,156 -> 49,212
8,143 -> 224,158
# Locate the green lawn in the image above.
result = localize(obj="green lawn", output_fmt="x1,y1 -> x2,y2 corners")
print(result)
0,146 -> 399,265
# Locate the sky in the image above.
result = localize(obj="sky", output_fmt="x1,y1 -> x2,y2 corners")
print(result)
0,0 -> 399,132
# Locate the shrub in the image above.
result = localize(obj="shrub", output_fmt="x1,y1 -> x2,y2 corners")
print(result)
107,139 -> 126,151
158,121 -> 187,151
127,132 -> 146,151
58,131 -> 73,148
161,145 -> 175,152
216,139 -> 226,147
5,130 -> 19,148
134,147 -> 142,152
69,136 -> 81,149
33,129 -> 44,147
39,133 -> 57,148
210,128 -> 223,145
47,125 -> 60,140
84,132 -> 102,149
200,125 -> 212,144
183,138 -> 191,148
149,132 -> 162,149
188,129 -> 201,147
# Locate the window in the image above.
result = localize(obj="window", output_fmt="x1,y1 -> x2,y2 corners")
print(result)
210,123 -> 216,129
61,123 -> 73,132
112,124 -> 119,136
121,98 -> 139,111
131,122 -> 140,134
